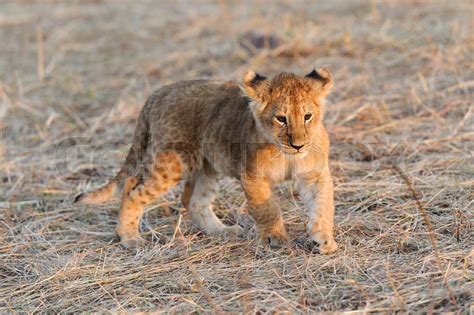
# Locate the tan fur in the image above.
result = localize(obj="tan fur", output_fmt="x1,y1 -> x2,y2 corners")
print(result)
76,68 -> 337,254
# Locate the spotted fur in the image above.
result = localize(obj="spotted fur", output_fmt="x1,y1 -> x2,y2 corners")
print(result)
75,68 -> 337,254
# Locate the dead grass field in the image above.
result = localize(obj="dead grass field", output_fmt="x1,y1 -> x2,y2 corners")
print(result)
1,0 -> 473,313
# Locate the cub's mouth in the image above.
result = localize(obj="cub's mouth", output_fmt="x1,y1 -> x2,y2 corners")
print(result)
280,145 -> 307,156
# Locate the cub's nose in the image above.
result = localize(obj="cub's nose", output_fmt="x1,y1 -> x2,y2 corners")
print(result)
289,141 -> 304,150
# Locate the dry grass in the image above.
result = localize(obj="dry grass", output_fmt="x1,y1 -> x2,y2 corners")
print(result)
1,0 -> 473,313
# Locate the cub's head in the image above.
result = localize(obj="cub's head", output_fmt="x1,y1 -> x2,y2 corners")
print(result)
242,68 -> 333,155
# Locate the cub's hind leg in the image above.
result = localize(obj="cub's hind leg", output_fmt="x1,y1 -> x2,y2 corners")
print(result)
186,169 -> 242,237
117,151 -> 184,248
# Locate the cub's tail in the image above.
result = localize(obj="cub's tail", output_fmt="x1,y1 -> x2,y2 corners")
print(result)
74,180 -> 119,205
74,97 -> 151,205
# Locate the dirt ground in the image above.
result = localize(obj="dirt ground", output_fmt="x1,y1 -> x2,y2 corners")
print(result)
0,0 -> 473,313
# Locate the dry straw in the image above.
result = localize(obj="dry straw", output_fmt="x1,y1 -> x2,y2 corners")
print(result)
0,0 -> 472,313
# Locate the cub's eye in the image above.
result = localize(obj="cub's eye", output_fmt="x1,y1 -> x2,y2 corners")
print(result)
275,115 -> 287,124
304,113 -> 313,121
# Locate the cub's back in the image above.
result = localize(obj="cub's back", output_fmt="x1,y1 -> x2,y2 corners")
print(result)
142,79 -> 251,146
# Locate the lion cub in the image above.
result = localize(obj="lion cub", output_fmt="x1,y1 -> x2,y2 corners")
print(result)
75,68 -> 337,254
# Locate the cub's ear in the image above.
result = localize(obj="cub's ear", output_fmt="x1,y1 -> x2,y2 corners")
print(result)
305,67 -> 333,97
242,70 -> 268,101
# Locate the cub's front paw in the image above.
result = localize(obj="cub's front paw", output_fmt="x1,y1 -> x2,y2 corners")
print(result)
316,237 -> 337,254
258,220 -> 289,248
267,232 -> 288,248
307,221 -> 337,255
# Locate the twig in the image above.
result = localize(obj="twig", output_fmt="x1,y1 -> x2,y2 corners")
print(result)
36,24 -> 45,82
376,140 -> 456,304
